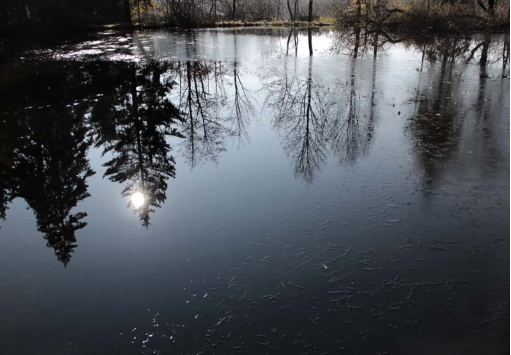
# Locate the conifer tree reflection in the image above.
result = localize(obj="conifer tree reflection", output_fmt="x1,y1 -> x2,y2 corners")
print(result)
0,62 -> 96,266
7,109 -> 94,266
91,62 -> 184,227
0,116 -> 16,223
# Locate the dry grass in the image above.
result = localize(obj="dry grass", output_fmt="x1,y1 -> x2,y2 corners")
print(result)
214,19 -> 334,28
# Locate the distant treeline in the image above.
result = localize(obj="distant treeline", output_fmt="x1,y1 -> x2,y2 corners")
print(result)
0,0 -> 508,33
0,0 -> 335,29
132,0 -> 334,26
0,0 -> 131,28
333,0 -> 510,33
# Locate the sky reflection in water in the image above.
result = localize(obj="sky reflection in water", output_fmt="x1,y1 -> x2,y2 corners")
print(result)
0,28 -> 509,354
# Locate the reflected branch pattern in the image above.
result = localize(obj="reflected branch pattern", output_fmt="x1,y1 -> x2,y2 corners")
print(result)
329,59 -> 375,164
0,71 -> 95,265
266,59 -> 329,183
91,62 -> 184,227
0,29 -> 508,265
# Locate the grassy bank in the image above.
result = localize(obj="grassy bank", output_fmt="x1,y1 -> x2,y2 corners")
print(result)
214,18 -> 334,28
93,19 -> 334,30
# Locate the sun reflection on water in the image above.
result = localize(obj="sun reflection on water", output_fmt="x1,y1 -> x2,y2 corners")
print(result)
131,191 -> 146,209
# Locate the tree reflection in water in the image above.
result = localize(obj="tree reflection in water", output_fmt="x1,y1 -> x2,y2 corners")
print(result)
0,29 -> 507,265
266,57 -> 329,183
0,62 -> 96,266
406,34 -> 509,190
90,62 -> 184,227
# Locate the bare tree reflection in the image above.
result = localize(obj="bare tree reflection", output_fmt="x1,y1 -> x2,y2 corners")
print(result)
332,26 -> 396,58
266,58 -> 328,183
329,58 -> 376,164
227,35 -> 255,146
171,56 -> 255,167
174,61 -> 230,167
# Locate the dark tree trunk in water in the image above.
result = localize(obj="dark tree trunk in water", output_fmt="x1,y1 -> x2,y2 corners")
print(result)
286,29 -> 293,54
308,28 -> 313,56
480,39 -> 490,67
308,0 -> 313,22
373,33 -> 379,58
354,25 -> 361,58
503,40 -> 509,72
123,0 -> 132,25
232,0 -> 236,20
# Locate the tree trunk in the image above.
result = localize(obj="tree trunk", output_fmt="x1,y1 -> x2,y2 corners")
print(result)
17,2 -> 30,24
287,0 -> 294,21
123,0 -> 132,25
308,0 -> 313,22
137,0 -> 141,27
232,0 -> 237,20
476,0 -> 496,15
488,0 -> 495,15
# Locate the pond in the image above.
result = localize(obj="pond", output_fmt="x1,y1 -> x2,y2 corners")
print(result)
0,28 -> 509,354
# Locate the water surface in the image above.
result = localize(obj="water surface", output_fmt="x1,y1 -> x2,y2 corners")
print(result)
0,28 -> 509,354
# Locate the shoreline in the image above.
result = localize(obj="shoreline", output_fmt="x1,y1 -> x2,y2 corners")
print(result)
1,19 -> 508,38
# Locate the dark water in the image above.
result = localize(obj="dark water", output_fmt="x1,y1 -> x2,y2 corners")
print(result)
0,28 -> 509,354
